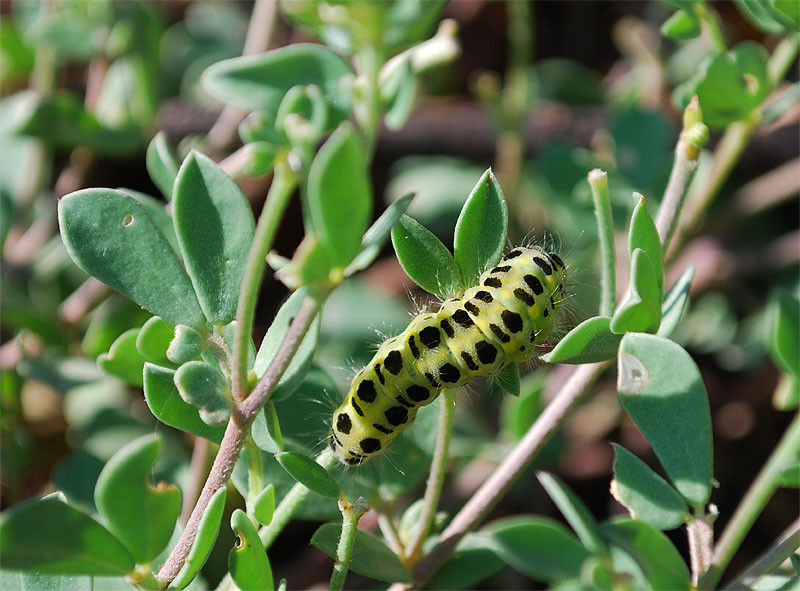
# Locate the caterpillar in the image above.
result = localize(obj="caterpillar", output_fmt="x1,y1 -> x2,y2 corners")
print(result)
328,245 -> 567,466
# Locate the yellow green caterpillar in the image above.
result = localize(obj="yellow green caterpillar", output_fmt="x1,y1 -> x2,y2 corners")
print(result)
329,245 -> 567,466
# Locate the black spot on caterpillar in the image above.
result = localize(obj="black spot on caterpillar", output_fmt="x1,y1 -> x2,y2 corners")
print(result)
329,246 -> 566,465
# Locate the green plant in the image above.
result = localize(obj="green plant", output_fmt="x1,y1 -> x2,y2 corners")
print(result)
1,1 -> 798,590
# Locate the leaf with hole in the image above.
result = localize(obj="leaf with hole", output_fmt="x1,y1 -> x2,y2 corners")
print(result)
229,509 -> 273,591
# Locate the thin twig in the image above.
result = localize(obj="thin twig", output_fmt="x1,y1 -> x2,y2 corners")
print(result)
723,517 -> 800,590
330,497 -> 368,591
688,515 -> 715,587
406,389 -> 456,564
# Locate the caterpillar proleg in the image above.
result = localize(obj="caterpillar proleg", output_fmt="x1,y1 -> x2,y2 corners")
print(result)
328,245 -> 567,466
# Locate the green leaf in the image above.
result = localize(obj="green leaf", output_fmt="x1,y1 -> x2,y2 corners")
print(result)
173,152 -> 255,324
97,328 -> 145,386
611,249 -> 662,335
769,290 -> 800,377
171,487 -> 227,591
778,463 -> 800,488
228,509 -> 273,591
253,485 -> 276,526
661,9 -> 701,39
426,533 -> 505,590
0,571 -> 133,591
617,333 -> 713,508
143,363 -> 225,442
136,316 -> 174,366
453,168 -> 509,287
391,214 -> 462,298
252,402 -> 284,454
629,196 -> 664,301
493,362 -> 520,396
734,0 -> 788,34
275,451 -> 340,499
124,189 -> 181,256
599,517 -> 690,591
146,131 -> 179,200
94,434 -> 181,563
203,44 -> 352,125
773,373 -> 799,411
166,324 -> 204,365
484,516 -> 591,583
346,193 -> 414,275
544,316 -> 622,364
383,58 -> 418,130
174,361 -> 232,426
537,472 -> 606,554
610,444 -> 689,531
311,523 -> 412,584
658,266 -> 695,337
59,189 -> 206,327
766,0 -> 800,28
254,289 -> 321,402
307,123 -> 372,267
14,92 -> 141,155
81,297 -> 150,359
0,496 -> 134,576
676,42 -> 771,129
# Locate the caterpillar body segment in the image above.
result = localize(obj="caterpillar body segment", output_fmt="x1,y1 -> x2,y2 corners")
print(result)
329,246 -> 567,466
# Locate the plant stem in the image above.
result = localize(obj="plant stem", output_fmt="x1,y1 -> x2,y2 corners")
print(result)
688,514 -> 715,587
656,95 -> 706,251
723,517 -> 800,590
157,290 -> 320,587
699,413 -> 800,589
406,389 -> 456,564
259,449 -> 339,549
330,497 -> 369,591
244,435 -> 265,516
588,169 -> 616,316
355,43 -> 383,159
399,362 -> 609,589
232,157 -> 298,402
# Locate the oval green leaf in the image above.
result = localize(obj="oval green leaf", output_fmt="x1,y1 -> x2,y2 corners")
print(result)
544,316 -> 622,364
346,192 -> 414,276
629,196 -> 663,300
769,289 -> 800,377
146,131 -> 179,200
610,444 -> 689,531
484,516 -> 592,583
391,214 -> 462,298
599,517 -> 690,591
202,44 -> 352,124
537,472 -> 606,554
307,123 -> 371,267
173,152 -> 255,324
166,324 -> 204,365
58,188 -> 205,327
426,533 -> 505,590
453,168 -> 508,286
253,484 -> 276,526
136,316 -> 174,366
617,333 -> 713,508
229,509 -> 273,591
275,451 -> 340,499
143,363 -> 225,442
658,266 -> 695,338
174,361 -> 232,427
311,523 -> 412,584
611,249 -> 662,335
171,487 -> 227,591
252,403 -> 284,454
97,328 -> 145,386
94,434 -> 181,563
660,9 -> 701,39
493,362 -> 520,396
0,496 -> 134,576
254,289 -> 321,402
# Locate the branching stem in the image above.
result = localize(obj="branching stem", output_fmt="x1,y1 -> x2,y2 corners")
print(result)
330,497 -> 369,591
